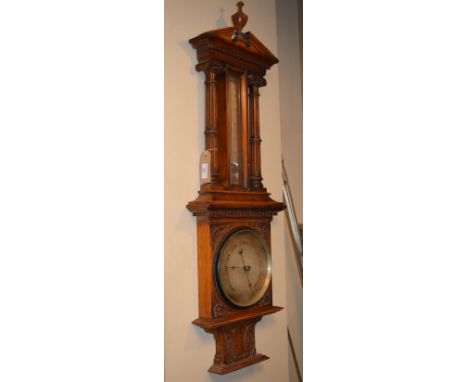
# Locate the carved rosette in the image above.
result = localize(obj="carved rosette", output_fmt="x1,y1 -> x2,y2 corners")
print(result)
212,285 -> 273,319
213,301 -> 227,316
210,224 -> 229,244
256,288 -> 272,306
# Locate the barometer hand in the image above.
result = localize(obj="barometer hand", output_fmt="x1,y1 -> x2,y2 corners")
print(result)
238,248 -> 254,295
238,249 -> 252,271
245,274 -> 254,295
226,265 -> 243,270
238,248 -> 250,268
226,265 -> 252,271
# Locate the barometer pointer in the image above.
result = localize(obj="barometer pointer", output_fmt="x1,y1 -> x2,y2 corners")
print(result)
238,248 -> 254,295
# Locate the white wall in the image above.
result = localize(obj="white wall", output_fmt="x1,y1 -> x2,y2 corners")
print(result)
1,2 -> 164,381
164,1 -> 289,381
276,0 -> 303,223
275,0 -> 303,380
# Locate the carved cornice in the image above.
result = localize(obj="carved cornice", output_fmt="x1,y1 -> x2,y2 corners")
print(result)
187,191 -> 285,217
214,46 -> 269,69
198,209 -> 279,218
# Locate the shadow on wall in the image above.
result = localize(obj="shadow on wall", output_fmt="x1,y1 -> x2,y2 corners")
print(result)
216,8 -> 228,28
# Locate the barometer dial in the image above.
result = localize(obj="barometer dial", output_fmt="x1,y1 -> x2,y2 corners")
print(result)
216,229 -> 271,307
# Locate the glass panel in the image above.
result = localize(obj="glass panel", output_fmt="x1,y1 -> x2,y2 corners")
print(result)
228,73 -> 243,186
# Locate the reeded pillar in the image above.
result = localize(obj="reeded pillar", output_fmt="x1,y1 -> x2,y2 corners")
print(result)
248,74 -> 267,191
202,63 -> 224,188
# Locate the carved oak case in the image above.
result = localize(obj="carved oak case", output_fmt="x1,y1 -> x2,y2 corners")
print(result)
186,2 -> 285,375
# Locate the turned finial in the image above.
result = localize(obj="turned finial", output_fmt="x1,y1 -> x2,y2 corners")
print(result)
231,2 -> 250,47
232,1 -> 248,33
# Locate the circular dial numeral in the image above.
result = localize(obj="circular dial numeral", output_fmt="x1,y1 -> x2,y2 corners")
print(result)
216,229 -> 271,307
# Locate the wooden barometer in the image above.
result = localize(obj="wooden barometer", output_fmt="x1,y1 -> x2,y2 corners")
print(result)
186,2 -> 285,375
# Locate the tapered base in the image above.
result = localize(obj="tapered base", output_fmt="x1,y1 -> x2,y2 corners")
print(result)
208,353 -> 269,375
193,306 -> 283,375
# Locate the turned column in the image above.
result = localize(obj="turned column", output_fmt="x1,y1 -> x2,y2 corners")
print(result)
248,74 -> 267,191
202,63 -> 224,187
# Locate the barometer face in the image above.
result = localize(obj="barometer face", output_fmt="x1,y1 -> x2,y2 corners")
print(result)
216,229 -> 271,307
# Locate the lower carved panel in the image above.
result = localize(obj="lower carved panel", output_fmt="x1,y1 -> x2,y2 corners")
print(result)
210,317 -> 263,374
192,307 -> 283,375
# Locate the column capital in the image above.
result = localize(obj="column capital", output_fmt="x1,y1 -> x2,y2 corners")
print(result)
196,61 -> 225,75
247,73 -> 267,87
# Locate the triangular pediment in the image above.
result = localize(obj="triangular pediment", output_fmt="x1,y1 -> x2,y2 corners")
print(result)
204,27 -> 278,64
